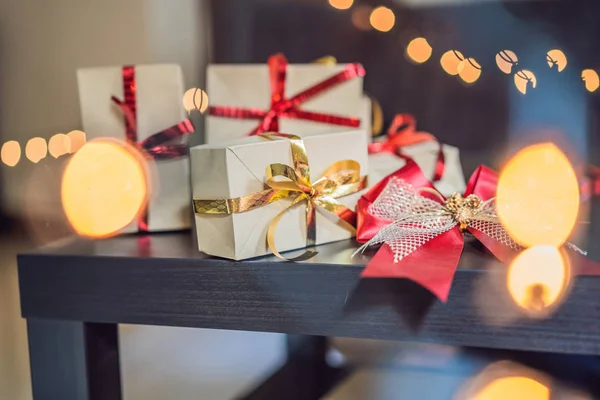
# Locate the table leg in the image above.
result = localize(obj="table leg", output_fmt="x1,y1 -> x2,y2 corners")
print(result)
238,335 -> 350,400
27,319 -> 122,400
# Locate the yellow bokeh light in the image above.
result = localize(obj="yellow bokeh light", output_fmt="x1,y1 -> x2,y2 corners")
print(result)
48,133 -> 72,158
406,37 -> 432,64
497,143 -> 579,247
474,376 -> 550,400
369,6 -> 395,32
25,137 -> 47,163
582,69 -> 600,93
67,130 -> 87,153
1,141 -> 21,167
507,246 -> 569,314
495,50 -> 518,74
514,70 -> 537,95
458,58 -> 482,84
329,0 -> 353,10
61,139 -> 148,238
182,88 -> 209,114
440,50 -> 464,76
547,49 -> 567,72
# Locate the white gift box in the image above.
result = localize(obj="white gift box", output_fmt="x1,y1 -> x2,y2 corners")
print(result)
77,64 -> 191,232
191,130 -> 369,260
369,141 -> 466,196
205,62 -> 365,144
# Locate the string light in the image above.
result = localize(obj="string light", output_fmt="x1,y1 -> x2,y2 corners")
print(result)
182,88 -> 209,114
62,139 -> 148,238
458,57 -> 482,84
25,137 -> 47,163
440,50 -> 464,76
1,141 -> 21,167
546,49 -> 567,72
48,133 -> 71,158
351,5 -> 372,31
495,50 -> 518,74
406,38 -> 432,64
582,69 -> 599,92
514,70 -> 537,94
67,130 -> 87,153
369,6 -> 395,32
328,0 -> 353,10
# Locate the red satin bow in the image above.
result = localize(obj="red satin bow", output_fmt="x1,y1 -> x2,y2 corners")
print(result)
208,53 -> 365,136
112,66 -> 195,231
357,161 -> 600,301
368,114 -> 446,182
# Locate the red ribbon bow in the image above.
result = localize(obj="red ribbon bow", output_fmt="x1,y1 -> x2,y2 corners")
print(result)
112,65 -> 195,231
356,161 -> 599,302
208,53 -> 365,136
368,114 -> 446,182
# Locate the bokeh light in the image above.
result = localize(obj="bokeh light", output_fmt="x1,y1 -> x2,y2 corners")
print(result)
25,137 -> 47,163
495,50 -> 518,74
328,0 -> 353,10
48,133 -> 71,158
1,141 -> 21,167
406,37 -> 432,64
507,246 -> 570,314
369,6 -> 395,32
61,139 -> 148,238
351,5 -> 372,31
514,70 -> 537,94
546,49 -> 567,72
473,376 -> 550,400
440,50 -> 464,76
497,143 -> 579,248
182,88 -> 209,114
458,58 -> 482,84
67,130 -> 87,153
582,69 -> 600,93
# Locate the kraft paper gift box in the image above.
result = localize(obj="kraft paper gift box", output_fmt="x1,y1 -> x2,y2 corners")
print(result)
77,64 -> 192,233
369,141 -> 466,196
191,130 -> 369,260
205,55 -> 365,144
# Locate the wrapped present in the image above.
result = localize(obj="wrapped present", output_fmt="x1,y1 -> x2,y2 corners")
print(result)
77,64 -> 194,233
191,130 -> 369,260
205,53 -> 365,143
355,161 -> 596,301
368,114 -> 465,196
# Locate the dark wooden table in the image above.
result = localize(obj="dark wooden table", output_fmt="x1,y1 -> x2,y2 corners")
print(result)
18,232 -> 600,400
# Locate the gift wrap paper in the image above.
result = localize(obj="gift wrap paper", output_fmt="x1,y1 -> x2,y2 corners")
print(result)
205,63 -> 365,143
77,64 -> 191,232
191,130 -> 369,260
369,141 -> 466,196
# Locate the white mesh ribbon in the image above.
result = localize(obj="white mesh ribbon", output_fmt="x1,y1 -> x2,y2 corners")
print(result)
356,177 -> 522,262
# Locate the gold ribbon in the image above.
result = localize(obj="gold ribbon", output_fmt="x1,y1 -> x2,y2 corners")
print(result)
193,132 -> 366,260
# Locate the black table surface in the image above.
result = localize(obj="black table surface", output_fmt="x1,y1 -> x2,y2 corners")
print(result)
17,232 -> 600,356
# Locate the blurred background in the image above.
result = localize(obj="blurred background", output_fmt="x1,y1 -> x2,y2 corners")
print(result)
1,0 -> 600,398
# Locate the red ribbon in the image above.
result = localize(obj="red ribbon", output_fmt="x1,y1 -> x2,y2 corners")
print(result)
208,53 -> 365,136
368,114 -> 446,182
113,65 -> 195,231
356,161 -> 600,302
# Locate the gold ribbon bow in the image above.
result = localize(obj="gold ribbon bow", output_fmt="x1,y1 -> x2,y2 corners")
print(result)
193,133 -> 366,260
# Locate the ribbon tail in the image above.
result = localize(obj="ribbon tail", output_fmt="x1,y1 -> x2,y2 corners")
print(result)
267,196 -> 317,261
570,249 -> 600,276
467,227 -> 520,263
361,228 -> 464,302
288,63 -> 365,106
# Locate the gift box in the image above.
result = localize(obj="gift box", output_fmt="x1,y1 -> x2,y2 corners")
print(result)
205,53 -> 365,143
77,64 -> 193,233
368,114 -> 466,196
191,130 -> 369,260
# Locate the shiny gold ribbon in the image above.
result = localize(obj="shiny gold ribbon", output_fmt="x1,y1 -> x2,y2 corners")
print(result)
193,132 -> 366,260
